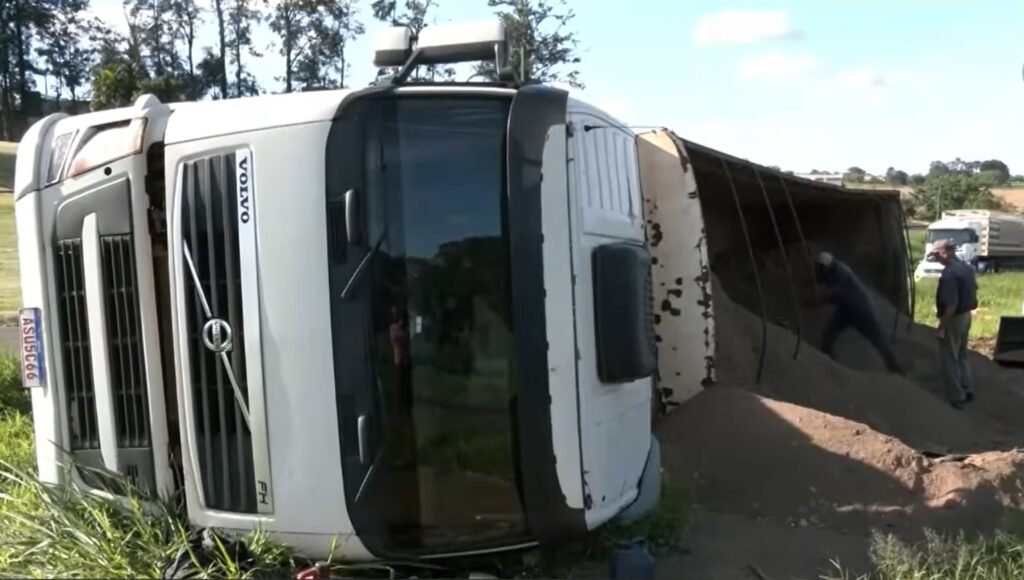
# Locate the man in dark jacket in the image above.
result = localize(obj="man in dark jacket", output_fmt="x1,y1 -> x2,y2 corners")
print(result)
930,239 -> 979,409
813,252 -> 904,374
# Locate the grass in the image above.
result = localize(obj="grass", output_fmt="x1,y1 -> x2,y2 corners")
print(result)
0,193 -> 20,315
0,142 -> 14,194
913,272 -> 1024,340
826,525 -> 1024,580
0,352 -> 303,578
524,477 -> 695,577
0,350 -> 698,578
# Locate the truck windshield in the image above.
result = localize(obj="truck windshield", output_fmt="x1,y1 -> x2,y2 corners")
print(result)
926,229 -> 975,245
326,95 -> 528,555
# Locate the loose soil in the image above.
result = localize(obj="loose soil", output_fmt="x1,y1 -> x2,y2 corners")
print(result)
651,278 -> 1024,579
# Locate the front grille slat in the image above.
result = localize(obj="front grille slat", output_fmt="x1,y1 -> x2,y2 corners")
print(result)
101,235 -> 151,449
56,240 -> 99,450
104,239 -> 131,445
71,242 -> 96,449
182,153 -> 257,514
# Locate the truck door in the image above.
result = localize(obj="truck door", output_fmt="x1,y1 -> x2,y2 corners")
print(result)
566,110 -> 654,528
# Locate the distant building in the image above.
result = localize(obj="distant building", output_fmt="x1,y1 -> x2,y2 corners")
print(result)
795,172 -> 844,187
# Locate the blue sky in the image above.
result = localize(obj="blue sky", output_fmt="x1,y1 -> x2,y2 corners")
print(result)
88,0 -> 1024,175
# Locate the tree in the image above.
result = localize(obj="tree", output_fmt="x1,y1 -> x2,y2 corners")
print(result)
129,0 -> 193,102
196,47 -> 227,98
35,0 -> 94,108
270,0 -> 317,93
270,0 -> 362,91
843,166 -> 866,183
89,20 -> 146,110
321,0 -> 365,88
910,174 -> 1005,220
928,161 -> 950,178
478,0 -> 582,87
909,174 -> 926,185
226,0 -> 262,96
1,0 -> 51,137
209,0 -> 230,98
978,159 -> 1010,185
885,167 -> 909,186
129,0 -> 178,78
170,0 -> 204,98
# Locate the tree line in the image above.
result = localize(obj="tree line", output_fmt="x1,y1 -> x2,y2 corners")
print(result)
0,0 -> 583,140
839,158 -> 1022,220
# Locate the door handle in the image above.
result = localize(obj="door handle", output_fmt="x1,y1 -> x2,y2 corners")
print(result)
345,189 -> 362,246
357,414 -> 369,464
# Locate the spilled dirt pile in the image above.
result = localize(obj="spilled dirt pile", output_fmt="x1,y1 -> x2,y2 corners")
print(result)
656,277 -> 1024,537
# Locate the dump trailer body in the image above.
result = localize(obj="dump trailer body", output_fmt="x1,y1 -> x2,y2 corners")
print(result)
637,129 -> 911,410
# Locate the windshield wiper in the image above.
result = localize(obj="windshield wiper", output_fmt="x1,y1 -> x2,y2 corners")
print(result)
340,228 -> 388,301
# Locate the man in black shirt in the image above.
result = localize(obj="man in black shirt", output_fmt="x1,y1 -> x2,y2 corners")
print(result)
931,239 -> 979,409
813,252 -> 904,374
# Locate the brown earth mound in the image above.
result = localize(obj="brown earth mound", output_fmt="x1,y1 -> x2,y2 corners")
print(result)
659,388 -> 1024,536
710,273 -> 1024,453
656,277 -> 1024,538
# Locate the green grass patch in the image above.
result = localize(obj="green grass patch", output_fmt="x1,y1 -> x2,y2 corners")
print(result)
907,227 -> 927,265
913,272 -> 1024,340
0,193 -> 20,315
0,142 -> 14,194
825,527 -> 1024,580
527,477 -> 695,577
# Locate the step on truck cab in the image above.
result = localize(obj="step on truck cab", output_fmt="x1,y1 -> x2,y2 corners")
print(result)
14,21 -> 661,560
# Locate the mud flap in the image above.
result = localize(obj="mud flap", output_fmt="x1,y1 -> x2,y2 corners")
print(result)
619,436 -> 662,523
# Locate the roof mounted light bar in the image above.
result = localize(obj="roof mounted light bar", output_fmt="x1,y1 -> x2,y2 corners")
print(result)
372,21 -> 515,86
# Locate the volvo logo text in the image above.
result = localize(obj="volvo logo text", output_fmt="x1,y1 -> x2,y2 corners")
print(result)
237,153 -> 251,224
202,318 -> 234,353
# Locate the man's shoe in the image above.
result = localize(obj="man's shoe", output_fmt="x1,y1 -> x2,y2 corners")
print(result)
965,392 -> 975,403
951,400 -> 965,410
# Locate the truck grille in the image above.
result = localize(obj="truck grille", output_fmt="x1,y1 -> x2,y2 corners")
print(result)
55,236 -> 151,450
181,153 -> 258,514
56,240 -> 98,450
101,235 -> 151,448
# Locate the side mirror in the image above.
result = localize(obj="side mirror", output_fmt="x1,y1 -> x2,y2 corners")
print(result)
592,243 -> 657,384
345,189 -> 363,246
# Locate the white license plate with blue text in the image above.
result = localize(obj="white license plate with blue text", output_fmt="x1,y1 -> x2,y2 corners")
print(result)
19,307 -> 46,389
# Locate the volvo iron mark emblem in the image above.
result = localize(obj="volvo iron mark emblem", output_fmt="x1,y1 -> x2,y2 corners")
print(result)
202,318 -> 234,353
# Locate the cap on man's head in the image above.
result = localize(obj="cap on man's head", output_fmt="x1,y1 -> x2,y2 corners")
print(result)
816,252 -> 834,267
927,239 -> 956,256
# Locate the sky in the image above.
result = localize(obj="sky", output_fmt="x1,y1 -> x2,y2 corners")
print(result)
86,0 -> 1024,176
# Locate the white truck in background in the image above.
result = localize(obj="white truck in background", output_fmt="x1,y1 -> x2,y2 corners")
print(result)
915,209 -> 1024,278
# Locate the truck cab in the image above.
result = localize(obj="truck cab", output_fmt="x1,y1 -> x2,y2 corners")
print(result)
914,218 -> 982,279
14,22 -> 660,560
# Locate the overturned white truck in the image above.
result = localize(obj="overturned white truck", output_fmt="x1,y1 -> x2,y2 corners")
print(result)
13,21 -> 911,561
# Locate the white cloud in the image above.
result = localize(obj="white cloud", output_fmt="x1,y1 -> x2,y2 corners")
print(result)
832,67 -> 888,90
693,9 -> 803,46
736,51 -> 819,82
805,67 -> 892,104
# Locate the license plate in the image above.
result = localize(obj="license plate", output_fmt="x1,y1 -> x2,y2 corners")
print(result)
19,307 -> 46,389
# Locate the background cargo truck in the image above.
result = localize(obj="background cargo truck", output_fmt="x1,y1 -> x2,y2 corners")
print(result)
915,209 -> 1024,278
